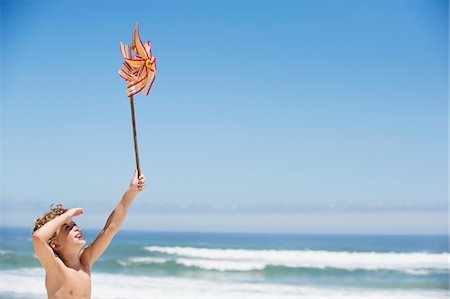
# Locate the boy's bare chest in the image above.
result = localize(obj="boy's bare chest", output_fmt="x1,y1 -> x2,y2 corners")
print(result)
47,267 -> 91,298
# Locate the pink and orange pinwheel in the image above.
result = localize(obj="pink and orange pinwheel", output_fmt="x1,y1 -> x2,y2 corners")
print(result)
119,23 -> 157,97
118,23 -> 157,178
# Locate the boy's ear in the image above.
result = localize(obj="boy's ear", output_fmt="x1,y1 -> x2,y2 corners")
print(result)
50,241 -> 62,251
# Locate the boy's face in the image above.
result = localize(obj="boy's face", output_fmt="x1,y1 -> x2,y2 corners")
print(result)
52,221 -> 86,252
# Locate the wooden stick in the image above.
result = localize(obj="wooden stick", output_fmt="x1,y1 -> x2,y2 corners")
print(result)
129,95 -> 141,178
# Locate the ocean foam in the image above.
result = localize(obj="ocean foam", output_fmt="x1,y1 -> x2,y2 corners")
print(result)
0,268 -> 448,299
176,258 -> 267,271
0,268 -> 47,296
144,246 -> 449,272
118,257 -> 167,267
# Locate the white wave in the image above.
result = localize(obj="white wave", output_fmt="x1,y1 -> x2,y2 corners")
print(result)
1,268 -> 449,299
118,257 -> 167,266
0,268 -> 46,297
176,258 -> 266,271
118,256 -> 265,271
144,246 -> 449,272
403,269 -> 431,276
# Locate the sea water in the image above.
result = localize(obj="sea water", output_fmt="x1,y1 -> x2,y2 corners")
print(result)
0,227 -> 448,298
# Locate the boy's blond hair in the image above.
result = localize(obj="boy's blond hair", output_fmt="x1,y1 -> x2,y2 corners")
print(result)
33,204 -> 68,244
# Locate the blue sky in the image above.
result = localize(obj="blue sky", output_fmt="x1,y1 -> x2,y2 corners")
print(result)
1,0 -> 448,234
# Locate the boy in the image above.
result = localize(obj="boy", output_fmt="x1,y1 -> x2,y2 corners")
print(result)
32,170 -> 146,299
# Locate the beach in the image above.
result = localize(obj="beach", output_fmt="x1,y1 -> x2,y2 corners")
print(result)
0,227 -> 448,298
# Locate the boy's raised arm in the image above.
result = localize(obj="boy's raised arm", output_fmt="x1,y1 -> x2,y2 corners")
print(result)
32,208 -> 83,271
81,170 -> 145,267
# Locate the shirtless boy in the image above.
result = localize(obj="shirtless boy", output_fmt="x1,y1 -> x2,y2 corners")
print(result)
32,170 -> 145,299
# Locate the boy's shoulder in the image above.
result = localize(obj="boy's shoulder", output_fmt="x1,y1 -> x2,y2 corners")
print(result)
45,254 -> 89,275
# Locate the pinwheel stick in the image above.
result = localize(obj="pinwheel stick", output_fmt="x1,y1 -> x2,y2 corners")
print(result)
129,95 -> 141,178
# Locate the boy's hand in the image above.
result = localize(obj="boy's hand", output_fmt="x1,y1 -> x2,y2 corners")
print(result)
67,208 -> 83,217
129,169 -> 146,193
66,208 -> 84,220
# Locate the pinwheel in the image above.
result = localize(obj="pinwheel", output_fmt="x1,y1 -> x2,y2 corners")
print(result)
119,23 -> 157,177
119,24 -> 157,97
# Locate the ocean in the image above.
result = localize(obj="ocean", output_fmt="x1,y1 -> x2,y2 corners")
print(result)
0,227 -> 448,298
